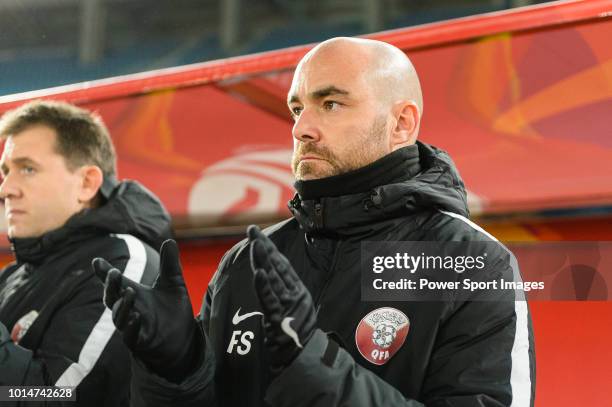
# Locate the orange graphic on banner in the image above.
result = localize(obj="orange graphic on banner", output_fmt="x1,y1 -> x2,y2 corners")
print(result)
451,31 -> 612,139
115,89 -> 202,172
493,59 -> 612,135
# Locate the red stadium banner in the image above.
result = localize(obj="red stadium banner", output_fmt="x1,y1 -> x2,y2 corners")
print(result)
0,0 -> 610,241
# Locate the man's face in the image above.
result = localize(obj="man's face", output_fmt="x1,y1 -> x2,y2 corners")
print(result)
0,125 -> 85,238
288,48 -> 391,181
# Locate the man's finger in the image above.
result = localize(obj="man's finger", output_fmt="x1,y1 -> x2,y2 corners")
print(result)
154,239 -> 186,289
267,266 -> 298,307
92,257 -> 114,283
253,268 -> 282,317
248,225 -> 299,288
249,226 -> 277,256
122,310 -> 142,349
269,253 -> 298,291
248,225 -> 277,267
250,238 -> 273,272
112,287 -> 136,330
247,224 -> 262,242
104,268 -> 125,308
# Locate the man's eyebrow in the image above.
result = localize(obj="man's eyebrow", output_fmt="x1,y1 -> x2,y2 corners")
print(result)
311,85 -> 350,100
0,157 -> 40,176
0,157 -> 40,174
288,85 -> 350,105
288,94 -> 300,105
8,157 -> 40,168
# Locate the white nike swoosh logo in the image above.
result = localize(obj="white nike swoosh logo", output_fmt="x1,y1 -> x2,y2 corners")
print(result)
232,308 -> 263,325
281,317 -> 303,349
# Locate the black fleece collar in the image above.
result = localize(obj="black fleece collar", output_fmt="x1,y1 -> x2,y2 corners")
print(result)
10,211 -> 98,266
10,179 -> 172,265
294,145 -> 421,201
288,141 -> 469,237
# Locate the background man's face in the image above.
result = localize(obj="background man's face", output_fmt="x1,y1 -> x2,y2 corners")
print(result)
288,48 -> 391,181
0,125 -> 85,238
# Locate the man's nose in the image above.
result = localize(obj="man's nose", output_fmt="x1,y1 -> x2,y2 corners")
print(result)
292,108 -> 321,143
0,174 -> 20,200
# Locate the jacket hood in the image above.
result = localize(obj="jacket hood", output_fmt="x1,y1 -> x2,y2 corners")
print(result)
289,141 -> 469,236
11,180 -> 172,264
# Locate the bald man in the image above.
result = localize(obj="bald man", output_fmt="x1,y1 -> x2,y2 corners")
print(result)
94,37 -> 535,406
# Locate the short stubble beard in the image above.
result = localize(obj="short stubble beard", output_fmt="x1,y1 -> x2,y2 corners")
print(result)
292,115 -> 388,181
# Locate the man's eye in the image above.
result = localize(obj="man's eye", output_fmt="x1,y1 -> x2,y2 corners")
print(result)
21,167 -> 35,175
323,101 -> 339,111
291,106 -> 303,117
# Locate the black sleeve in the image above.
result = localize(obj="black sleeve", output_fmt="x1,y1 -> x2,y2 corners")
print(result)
0,235 -> 160,407
0,276 -> 131,406
266,250 -> 535,407
0,320 -> 43,386
129,287 -> 217,407
128,248 -> 236,407
266,328 -> 426,407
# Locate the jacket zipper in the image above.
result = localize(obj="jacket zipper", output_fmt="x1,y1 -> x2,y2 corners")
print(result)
314,240 -> 343,312
314,202 -> 324,229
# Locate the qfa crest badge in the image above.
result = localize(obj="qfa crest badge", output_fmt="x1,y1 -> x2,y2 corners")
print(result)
11,310 -> 39,344
355,307 -> 410,365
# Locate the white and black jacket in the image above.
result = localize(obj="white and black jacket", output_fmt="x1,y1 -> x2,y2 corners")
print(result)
0,180 -> 171,406
131,142 -> 536,407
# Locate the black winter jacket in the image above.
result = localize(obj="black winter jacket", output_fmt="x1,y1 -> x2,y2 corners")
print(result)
0,180 -> 171,406
131,142 -> 536,407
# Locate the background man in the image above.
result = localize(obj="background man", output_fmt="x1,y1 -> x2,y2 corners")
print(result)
0,100 -> 171,406
95,37 -> 535,406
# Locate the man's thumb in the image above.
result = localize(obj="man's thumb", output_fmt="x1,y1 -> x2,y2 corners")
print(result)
92,258 -> 114,283
155,239 -> 185,288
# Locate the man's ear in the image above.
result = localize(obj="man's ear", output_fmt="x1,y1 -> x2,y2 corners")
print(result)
78,165 -> 104,207
389,100 -> 420,151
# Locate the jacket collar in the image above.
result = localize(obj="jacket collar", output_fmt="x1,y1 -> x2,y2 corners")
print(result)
288,142 -> 469,237
10,211 -> 98,266
10,179 -> 172,265
294,145 -> 420,200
